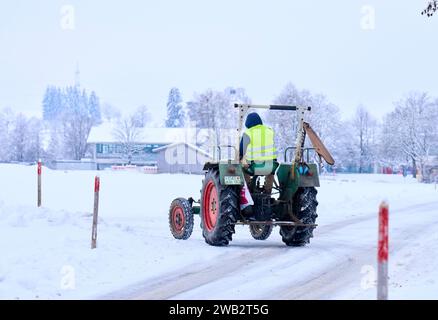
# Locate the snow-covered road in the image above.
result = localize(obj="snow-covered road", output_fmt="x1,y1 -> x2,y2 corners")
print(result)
1,164 -> 437,299
103,201 -> 438,300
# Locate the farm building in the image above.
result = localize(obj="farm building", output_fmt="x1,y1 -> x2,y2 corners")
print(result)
152,142 -> 213,174
86,123 -> 212,172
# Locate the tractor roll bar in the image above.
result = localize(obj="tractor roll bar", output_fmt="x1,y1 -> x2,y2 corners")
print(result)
284,147 -> 315,163
234,103 -> 311,111
216,145 -> 237,161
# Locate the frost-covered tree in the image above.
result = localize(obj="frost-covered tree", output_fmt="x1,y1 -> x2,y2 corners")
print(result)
101,103 -> 121,122
265,83 -> 356,172
61,87 -> 95,160
306,94 -> 347,171
9,113 -> 28,162
265,83 -> 345,166
0,108 -> 14,161
131,105 -> 151,128
187,89 -> 214,129
43,86 -> 102,160
41,85 -> 103,160
329,121 -> 357,172
24,117 -> 43,161
422,1 -> 437,16
352,105 -> 378,173
112,117 -> 141,164
306,94 -> 342,148
165,88 -> 185,128
187,87 -> 249,129
387,92 -> 438,178
226,87 -> 251,105
89,91 -> 102,125
46,123 -> 65,161
379,112 -> 404,170
42,86 -> 63,121
186,88 -> 247,156
431,98 -> 438,156
0,111 -> 43,162
266,83 -> 314,156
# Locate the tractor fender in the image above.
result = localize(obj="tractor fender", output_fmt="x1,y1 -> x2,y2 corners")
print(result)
219,162 -> 245,186
203,162 -> 245,186
298,163 -> 320,188
276,163 -> 320,199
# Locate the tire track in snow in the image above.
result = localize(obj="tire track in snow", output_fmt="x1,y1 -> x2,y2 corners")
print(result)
101,248 -> 285,300
277,202 -> 438,299
172,201 -> 438,300
102,200 -> 438,300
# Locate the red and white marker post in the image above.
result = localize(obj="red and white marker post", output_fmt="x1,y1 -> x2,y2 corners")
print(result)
377,202 -> 389,300
91,176 -> 100,249
37,160 -> 42,207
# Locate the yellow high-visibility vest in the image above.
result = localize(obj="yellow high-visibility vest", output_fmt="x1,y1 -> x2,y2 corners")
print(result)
245,125 -> 277,161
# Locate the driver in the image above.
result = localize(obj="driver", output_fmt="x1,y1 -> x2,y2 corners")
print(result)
240,112 -> 278,196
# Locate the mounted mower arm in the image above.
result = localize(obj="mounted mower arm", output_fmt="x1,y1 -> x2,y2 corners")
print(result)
303,122 -> 335,165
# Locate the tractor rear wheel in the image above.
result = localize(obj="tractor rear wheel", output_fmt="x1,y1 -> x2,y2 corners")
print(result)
280,187 -> 318,247
169,198 -> 194,240
200,168 -> 239,246
249,224 -> 273,240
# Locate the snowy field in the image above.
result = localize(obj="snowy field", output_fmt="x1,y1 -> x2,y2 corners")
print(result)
0,163 -> 437,300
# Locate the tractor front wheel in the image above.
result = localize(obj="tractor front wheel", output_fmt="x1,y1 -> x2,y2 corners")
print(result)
169,198 -> 194,240
249,224 -> 273,240
200,169 -> 239,246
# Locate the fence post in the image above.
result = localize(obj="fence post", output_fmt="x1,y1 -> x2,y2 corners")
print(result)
377,201 -> 389,300
91,176 -> 100,249
37,160 -> 42,207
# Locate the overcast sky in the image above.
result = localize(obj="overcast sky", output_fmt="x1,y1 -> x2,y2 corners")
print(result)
1,0 -> 437,123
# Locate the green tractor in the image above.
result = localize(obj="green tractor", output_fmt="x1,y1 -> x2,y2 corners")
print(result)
169,104 -> 334,246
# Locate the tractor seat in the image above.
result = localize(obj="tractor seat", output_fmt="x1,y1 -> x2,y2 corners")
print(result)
244,160 -> 279,176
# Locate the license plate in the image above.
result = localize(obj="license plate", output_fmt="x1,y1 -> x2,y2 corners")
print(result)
224,176 -> 241,185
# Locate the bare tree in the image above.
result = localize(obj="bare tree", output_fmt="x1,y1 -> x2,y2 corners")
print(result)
1,111 -> 43,162
266,83 -> 313,155
61,87 -> 94,160
380,113 -> 402,167
391,92 -> 438,179
353,105 -> 377,173
0,108 -> 14,161
10,113 -> 28,162
101,103 -> 121,122
307,94 -> 342,145
25,117 -> 43,161
46,122 -> 65,161
131,105 -> 151,128
187,88 -> 246,157
266,83 -> 343,168
422,1 -> 437,16
112,117 -> 141,164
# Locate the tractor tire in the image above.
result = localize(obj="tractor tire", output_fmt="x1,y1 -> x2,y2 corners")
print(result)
249,224 -> 274,240
169,198 -> 194,240
280,187 -> 318,247
200,168 -> 239,246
